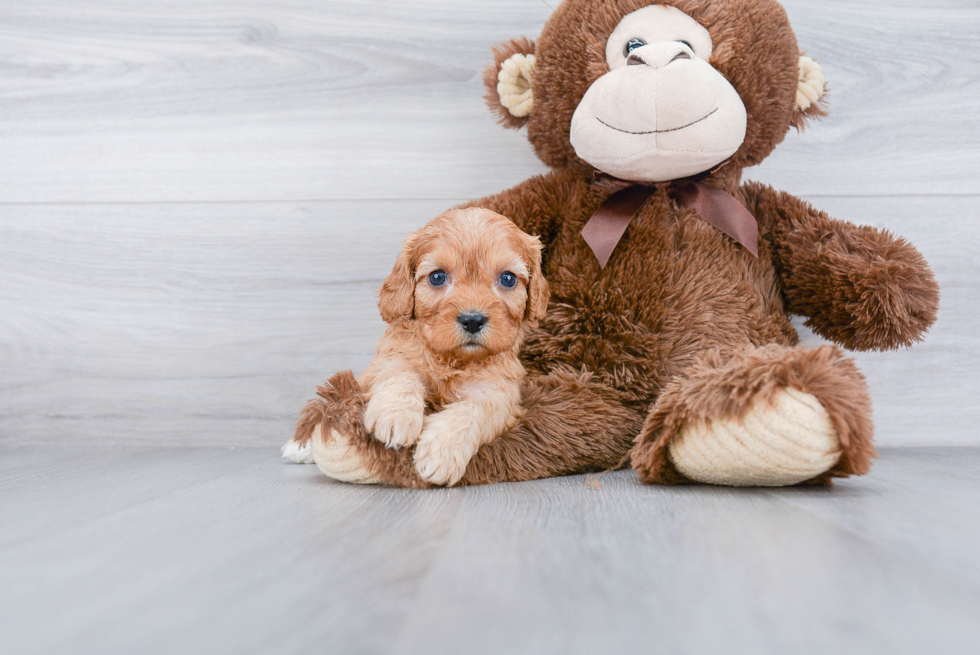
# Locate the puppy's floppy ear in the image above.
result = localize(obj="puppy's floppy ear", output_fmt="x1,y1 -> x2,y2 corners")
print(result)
790,54 -> 828,130
378,233 -> 418,323
522,234 -> 550,323
484,37 -> 536,130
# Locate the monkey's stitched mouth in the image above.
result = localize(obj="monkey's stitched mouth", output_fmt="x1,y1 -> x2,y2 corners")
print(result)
597,107 -> 719,135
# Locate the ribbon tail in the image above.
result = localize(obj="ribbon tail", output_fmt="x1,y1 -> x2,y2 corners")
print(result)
581,186 -> 656,268
673,183 -> 759,258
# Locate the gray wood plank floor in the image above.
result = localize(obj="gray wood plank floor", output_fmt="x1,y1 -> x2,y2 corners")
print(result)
1,446 -> 978,655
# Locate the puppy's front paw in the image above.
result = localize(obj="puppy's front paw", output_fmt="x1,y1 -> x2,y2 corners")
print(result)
413,416 -> 475,487
364,396 -> 424,450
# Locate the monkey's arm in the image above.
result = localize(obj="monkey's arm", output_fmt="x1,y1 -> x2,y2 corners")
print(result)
455,170 -> 575,247
743,181 -> 939,351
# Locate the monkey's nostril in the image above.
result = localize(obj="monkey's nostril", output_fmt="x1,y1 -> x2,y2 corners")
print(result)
458,312 -> 488,335
626,53 -> 646,67
670,51 -> 692,63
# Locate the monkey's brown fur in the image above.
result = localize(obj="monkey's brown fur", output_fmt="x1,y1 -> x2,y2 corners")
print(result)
296,0 -> 939,487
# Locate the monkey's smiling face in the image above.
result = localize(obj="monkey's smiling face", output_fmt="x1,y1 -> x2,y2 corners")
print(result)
569,5 -> 748,183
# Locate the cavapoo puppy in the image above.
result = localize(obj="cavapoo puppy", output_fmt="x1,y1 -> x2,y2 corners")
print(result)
287,208 -> 549,486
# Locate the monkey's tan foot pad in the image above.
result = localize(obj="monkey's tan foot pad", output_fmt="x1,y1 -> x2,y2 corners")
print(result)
667,387 -> 841,487
311,423 -> 382,485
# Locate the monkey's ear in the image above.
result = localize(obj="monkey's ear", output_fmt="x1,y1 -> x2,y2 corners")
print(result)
484,37 -> 536,129
791,55 -> 828,130
378,233 -> 418,324
522,235 -> 550,323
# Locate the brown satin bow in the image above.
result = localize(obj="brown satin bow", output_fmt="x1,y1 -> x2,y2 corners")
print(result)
581,175 -> 759,269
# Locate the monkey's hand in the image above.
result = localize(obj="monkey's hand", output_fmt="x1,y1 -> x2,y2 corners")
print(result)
746,182 -> 940,351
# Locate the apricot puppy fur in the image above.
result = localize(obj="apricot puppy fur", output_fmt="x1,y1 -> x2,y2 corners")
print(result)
360,208 -> 549,486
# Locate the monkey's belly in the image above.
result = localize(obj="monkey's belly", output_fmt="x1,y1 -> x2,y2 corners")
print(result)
522,302 -> 666,381
523,264 -> 794,397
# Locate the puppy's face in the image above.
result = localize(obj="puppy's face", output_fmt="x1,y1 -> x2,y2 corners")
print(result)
379,208 -> 549,362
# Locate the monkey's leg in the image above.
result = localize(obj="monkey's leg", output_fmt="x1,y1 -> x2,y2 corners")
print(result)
631,344 -> 875,487
299,371 -> 429,488
304,369 -> 642,487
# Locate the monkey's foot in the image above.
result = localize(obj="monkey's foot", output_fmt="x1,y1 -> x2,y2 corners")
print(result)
302,371 -> 431,489
667,387 -> 840,486
311,423 -> 382,484
632,345 -> 875,487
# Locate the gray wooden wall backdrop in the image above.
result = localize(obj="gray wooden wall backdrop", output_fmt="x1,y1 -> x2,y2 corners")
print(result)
1,0 -> 978,448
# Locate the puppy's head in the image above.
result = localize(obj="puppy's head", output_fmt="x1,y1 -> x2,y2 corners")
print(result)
378,208 -> 549,361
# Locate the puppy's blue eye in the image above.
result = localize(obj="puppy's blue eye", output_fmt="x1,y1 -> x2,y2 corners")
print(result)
498,272 -> 518,288
625,38 -> 646,56
428,270 -> 447,286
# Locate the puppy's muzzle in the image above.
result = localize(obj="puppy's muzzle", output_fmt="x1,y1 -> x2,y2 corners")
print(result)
458,311 -> 489,335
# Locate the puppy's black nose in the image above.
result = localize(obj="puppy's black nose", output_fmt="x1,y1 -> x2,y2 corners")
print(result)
458,312 -> 488,334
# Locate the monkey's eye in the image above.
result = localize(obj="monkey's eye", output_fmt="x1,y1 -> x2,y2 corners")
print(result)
498,272 -> 518,289
625,38 -> 646,56
428,270 -> 448,287
678,40 -> 693,51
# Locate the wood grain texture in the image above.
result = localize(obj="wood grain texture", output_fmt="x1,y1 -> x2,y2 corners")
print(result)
1,446 -> 978,655
0,0 -> 977,202
1,195 -> 976,447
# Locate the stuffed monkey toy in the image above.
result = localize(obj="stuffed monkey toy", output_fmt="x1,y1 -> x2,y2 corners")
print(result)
287,0 -> 939,488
